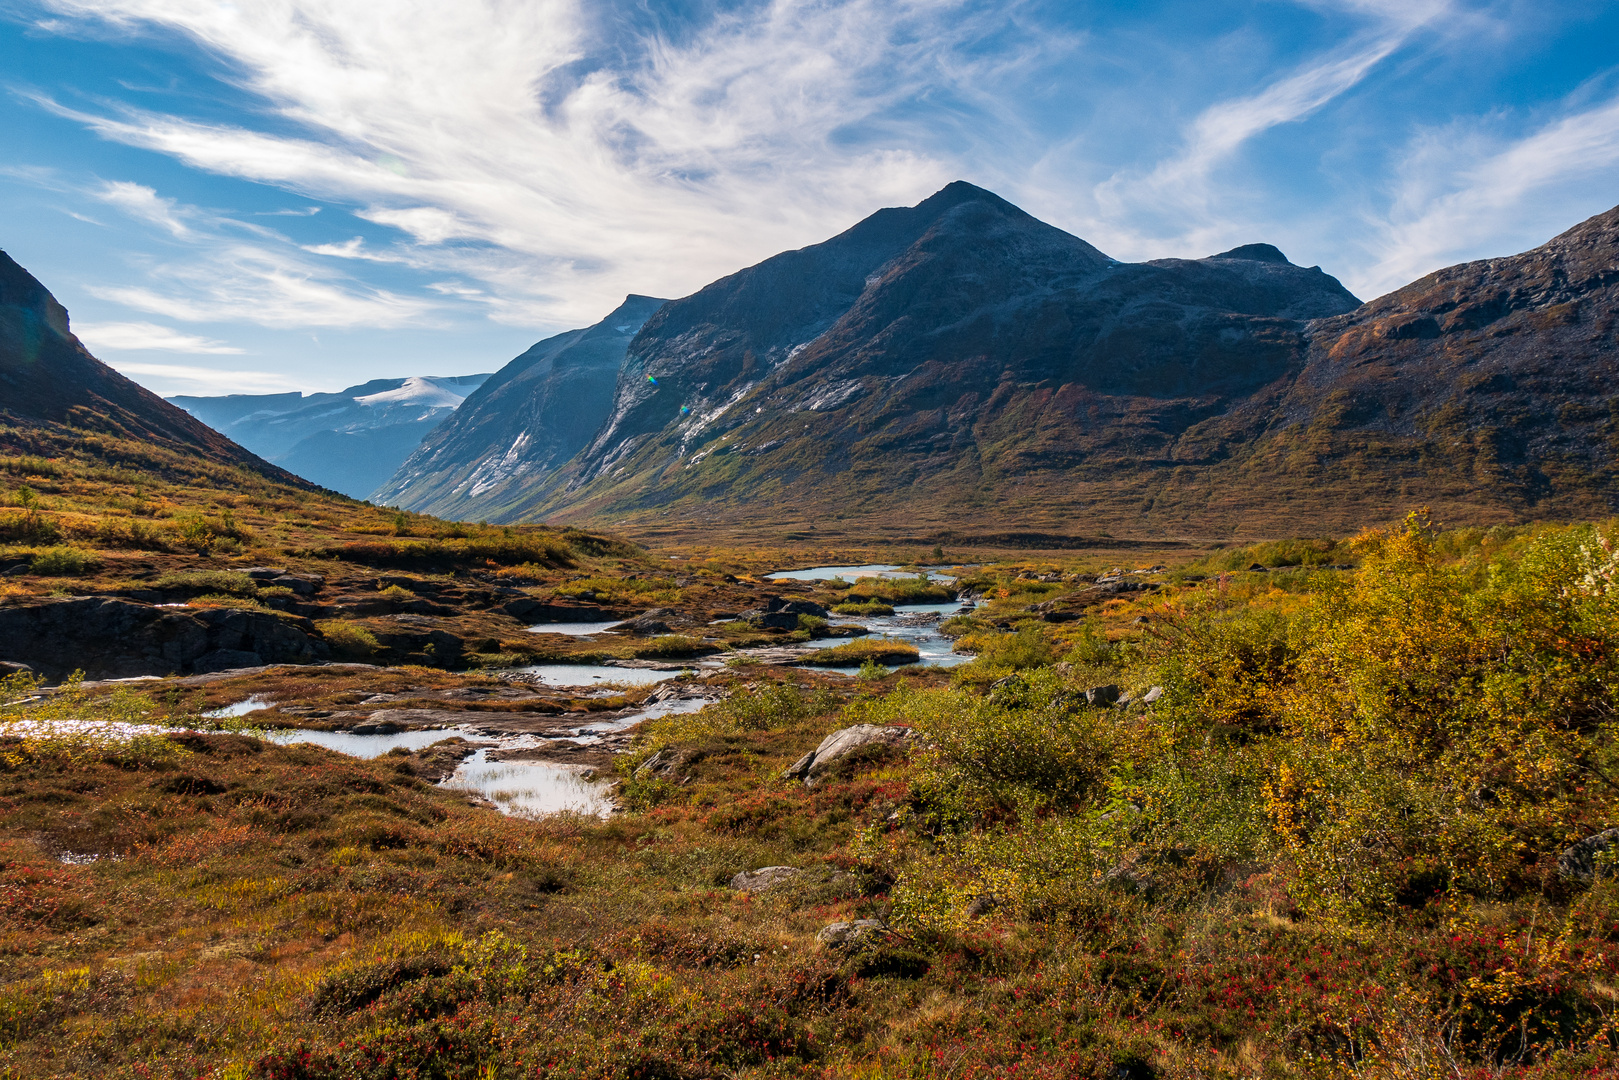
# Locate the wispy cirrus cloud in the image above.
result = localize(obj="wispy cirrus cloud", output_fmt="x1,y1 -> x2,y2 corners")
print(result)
74,320 -> 242,353
103,360 -> 299,394
1358,90 -> 1619,296
1081,0 -> 1457,260
28,0 -> 1040,325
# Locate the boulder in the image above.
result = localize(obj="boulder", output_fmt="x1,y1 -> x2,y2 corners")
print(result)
269,574 -> 323,596
242,566 -> 289,581
1086,684 -> 1120,706
503,598 -> 632,623
0,597 -> 327,679
743,597 -> 829,629
1116,685 -> 1164,708
619,608 -> 680,635
730,866 -> 802,893
815,919 -> 886,947
783,724 -> 916,783
634,746 -> 705,782
1558,828 -> 1619,883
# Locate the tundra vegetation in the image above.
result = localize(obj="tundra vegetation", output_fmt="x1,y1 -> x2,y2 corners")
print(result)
3,490 -> 1619,1077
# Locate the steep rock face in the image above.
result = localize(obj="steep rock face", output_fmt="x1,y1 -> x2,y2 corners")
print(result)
171,374 -> 491,498
529,182 -> 1358,525
0,250 -> 306,484
373,294 -> 665,518
0,597 -> 326,680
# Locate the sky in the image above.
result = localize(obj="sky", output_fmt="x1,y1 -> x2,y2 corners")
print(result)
2,0 -> 1617,398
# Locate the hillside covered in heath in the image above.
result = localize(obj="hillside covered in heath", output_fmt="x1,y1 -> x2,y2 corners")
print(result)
0,250 -> 307,487
379,183 -> 1619,540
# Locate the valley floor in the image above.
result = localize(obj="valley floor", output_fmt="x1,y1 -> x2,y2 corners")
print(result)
4,440 -> 1619,1078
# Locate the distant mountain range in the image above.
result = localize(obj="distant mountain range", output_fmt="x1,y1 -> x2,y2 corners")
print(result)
373,181 -> 1619,536
0,249 -> 305,486
10,179 -> 1617,539
171,374 -> 490,498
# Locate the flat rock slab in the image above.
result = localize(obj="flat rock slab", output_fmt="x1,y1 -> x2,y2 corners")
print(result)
731,866 -> 802,893
816,919 -> 886,947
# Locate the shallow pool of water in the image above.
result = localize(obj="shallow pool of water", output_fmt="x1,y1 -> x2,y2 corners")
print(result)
443,750 -> 614,818
577,694 -> 711,734
803,600 -> 975,669
768,564 -> 955,582
203,696 -> 273,719
514,665 -> 681,688
525,621 -> 624,636
265,727 -> 467,758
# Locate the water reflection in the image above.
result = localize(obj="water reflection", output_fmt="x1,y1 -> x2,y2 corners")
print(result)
514,665 -> 681,687
265,727 -> 466,757
525,621 -> 624,636
203,696 -> 273,719
805,599 -> 974,670
443,750 -> 614,818
768,564 -> 956,582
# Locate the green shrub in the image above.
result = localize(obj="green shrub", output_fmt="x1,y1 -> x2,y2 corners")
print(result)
856,657 -> 888,681
152,570 -> 258,597
799,638 -> 920,666
833,601 -> 894,616
633,635 -> 718,658
317,620 -> 380,657
29,545 -> 95,576
958,624 -> 1054,674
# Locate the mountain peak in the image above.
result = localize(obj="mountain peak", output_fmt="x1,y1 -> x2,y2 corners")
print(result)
1211,243 -> 1290,264
0,249 -> 72,342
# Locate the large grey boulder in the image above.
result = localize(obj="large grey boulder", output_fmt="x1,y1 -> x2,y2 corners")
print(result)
1559,828 -> 1619,884
783,724 -> 916,783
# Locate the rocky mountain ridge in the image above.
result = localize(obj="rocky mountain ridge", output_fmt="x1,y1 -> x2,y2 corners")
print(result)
383,182 -> 1394,533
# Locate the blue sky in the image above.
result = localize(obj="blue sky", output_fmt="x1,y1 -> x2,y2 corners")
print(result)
2,0 -> 1617,396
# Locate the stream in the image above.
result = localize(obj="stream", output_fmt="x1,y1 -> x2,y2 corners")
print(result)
190,566 -> 974,815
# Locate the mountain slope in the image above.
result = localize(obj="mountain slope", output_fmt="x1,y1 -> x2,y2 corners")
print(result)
382,185 -> 1619,538
0,250 -> 308,485
371,294 -> 665,518
1162,203 -> 1619,528
517,182 -> 1360,530
171,374 -> 491,498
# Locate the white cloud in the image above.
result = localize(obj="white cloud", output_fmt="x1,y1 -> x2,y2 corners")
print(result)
88,240 -> 435,328
74,320 -> 244,354
32,0 -> 991,326
1355,92 -> 1619,296
107,360 -> 299,394
92,179 -> 193,238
